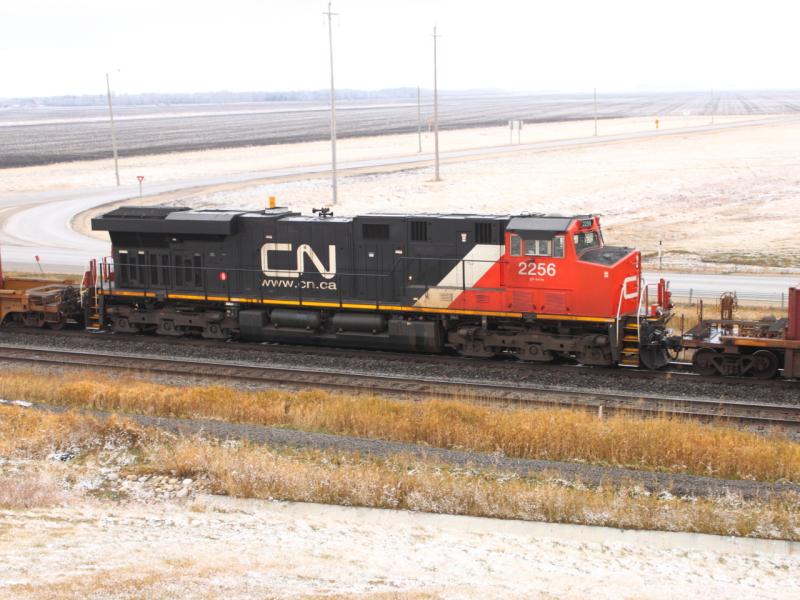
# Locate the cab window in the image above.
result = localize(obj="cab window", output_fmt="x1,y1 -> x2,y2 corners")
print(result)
573,231 -> 601,253
509,234 -> 522,256
553,235 -> 565,258
525,238 -> 551,256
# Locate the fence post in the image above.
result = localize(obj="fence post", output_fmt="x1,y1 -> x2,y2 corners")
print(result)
688,288 -> 693,304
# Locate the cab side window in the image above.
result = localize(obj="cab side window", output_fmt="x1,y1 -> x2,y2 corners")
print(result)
553,235 -> 565,258
509,234 -> 522,256
525,238 -> 551,256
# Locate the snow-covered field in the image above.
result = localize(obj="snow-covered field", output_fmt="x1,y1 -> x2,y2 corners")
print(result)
167,117 -> 800,273
0,114 -> 756,194
4,113 -> 799,273
49,114 -> 799,274
3,494 -> 798,600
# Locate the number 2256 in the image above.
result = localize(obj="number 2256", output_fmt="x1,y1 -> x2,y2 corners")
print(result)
518,261 -> 556,277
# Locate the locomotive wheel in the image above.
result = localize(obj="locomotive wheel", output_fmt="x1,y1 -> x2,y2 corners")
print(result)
692,348 -> 719,376
48,319 -> 66,331
750,350 -> 778,379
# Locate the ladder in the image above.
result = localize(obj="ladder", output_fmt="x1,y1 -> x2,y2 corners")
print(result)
83,259 -> 103,331
620,319 -> 640,366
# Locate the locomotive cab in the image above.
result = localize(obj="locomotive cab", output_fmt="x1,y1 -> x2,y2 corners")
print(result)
503,215 -> 641,319
90,205 -> 674,370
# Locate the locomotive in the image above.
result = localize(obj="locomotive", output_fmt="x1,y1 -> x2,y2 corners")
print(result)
88,205 -> 675,369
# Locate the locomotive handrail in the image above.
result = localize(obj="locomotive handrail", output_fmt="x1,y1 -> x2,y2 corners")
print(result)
101,253 -> 506,312
637,276 -> 645,338
615,282 -> 627,352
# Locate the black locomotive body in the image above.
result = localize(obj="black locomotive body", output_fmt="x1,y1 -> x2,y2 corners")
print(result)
93,206 -> 506,351
91,205 -> 670,366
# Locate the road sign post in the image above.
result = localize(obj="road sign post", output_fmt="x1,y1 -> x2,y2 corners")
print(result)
137,175 -> 144,198
508,120 -> 523,144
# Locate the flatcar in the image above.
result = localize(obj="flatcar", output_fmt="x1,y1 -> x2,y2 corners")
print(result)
0,254 -> 82,329
680,286 -> 800,379
88,205 -> 675,369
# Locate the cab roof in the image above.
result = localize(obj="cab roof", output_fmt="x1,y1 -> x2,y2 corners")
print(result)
507,216 -> 575,233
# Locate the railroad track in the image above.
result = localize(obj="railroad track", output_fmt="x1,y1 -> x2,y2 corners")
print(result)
0,326 -> 788,389
2,343 -> 799,429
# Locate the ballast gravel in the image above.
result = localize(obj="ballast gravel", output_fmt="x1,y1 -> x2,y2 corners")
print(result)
0,328 -> 797,404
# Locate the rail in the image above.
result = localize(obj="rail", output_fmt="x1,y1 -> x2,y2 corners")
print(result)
1,343 -> 798,428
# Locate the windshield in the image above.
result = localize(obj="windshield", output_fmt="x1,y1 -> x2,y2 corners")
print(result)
573,231 -> 602,253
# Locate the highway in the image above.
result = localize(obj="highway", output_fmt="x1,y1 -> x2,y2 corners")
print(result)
0,115 -> 797,303
645,272 -> 798,304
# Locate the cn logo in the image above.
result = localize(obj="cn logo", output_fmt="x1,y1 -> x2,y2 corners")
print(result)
622,275 -> 639,300
261,243 -> 337,279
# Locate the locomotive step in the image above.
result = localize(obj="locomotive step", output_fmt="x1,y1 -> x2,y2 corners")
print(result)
622,335 -> 639,342
625,323 -> 639,330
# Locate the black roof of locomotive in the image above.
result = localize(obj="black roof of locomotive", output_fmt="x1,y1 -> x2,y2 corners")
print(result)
92,206 -> 297,235
93,207 -> 589,236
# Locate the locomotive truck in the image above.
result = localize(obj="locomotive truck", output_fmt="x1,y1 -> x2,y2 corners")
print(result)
87,205 -> 676,370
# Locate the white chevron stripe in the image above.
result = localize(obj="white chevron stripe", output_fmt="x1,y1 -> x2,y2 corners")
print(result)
414,244 -> 504,308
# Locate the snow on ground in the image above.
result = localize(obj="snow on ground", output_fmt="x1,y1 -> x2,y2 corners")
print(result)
2,494 -> 798,600
167,117 -> 800,273
0,115 -> 754,194
4,113 -> 798,273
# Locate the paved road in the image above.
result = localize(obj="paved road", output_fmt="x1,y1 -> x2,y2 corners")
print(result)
2,114 -> 794,273
0,115 -> 797,303
645,271 -> 798,304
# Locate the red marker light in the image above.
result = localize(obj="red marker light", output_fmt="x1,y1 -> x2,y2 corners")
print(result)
219,271 -> 228,282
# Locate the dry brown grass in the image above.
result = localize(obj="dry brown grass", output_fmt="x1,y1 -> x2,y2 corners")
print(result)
3,271 -> 81,283
7,566 -> 233,600
2,405 -> 799,541
0,470 -> 69,509
9,565 -> 442,600
2,371 -> 799,482
146,437 -> 800,540
0,404 -> 145,459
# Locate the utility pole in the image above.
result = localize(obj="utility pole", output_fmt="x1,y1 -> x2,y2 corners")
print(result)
106,72 -> 120,186
417,86 -> 422,153
710,89 -> 715,125
324,2 -> 338,204
432,26 -> 441,181
593,87 -> 598,136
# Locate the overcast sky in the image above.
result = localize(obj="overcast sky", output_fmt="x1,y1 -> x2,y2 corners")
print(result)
2,0 -> 798,97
